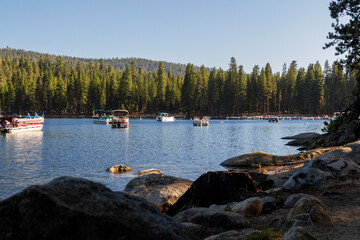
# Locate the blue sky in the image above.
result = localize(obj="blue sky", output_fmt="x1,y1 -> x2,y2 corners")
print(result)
1,0 -> 337,73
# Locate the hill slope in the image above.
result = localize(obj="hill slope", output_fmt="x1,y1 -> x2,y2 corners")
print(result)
0,47 -> 200,75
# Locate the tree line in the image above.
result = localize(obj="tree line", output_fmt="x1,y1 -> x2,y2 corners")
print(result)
0,53 -> 357,116
0,48 -> 194,75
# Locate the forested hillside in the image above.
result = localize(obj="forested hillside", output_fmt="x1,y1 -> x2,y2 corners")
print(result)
0,48 -> 190,75
0,50 -> 356,116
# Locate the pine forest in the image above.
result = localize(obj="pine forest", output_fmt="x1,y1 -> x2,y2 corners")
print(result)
0,49 -> 357,116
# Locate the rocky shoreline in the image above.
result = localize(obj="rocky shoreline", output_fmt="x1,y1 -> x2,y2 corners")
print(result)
1,125 -> 360,239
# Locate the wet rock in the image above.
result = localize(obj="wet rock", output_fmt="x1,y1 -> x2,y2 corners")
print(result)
0,176 -> 197,240
124,174 -> 193,212
167,171 -> 257,216
282,226 -> 317,240
135,169 -> 163,176
107,164 -> 132,173
232,197 -> 262,215
283,151 -> 360,190
173,208 -> 250,237
284,193 -> 316,208
221,148 -> 333,168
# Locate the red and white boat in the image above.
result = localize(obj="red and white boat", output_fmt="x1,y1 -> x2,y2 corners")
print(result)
111,109 -> 129,128
0,113 -> 44,133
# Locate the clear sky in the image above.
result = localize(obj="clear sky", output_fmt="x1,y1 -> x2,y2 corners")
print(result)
1,0 -> 338,73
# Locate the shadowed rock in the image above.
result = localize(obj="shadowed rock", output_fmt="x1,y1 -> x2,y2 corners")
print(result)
167,171 -> 257,216
285,120 -> 360,150
174,208 -> 250,237
282,132 -> 321,140
0,176 -> 197,240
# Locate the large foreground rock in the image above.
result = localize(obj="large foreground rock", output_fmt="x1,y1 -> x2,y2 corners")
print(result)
221,148 -> 334,167
167,171 -> 257,216
124,174 -> 193,212
283,149 -> 360,190
0,177 -> 197,240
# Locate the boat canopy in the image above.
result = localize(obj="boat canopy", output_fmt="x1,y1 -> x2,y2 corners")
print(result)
113,109 -> 129,116
157,112 -> 168,115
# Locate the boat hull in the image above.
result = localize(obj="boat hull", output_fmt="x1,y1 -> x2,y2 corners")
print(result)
1,125 -> 43,133
0,116 -> 44,133
157,116 -> 175,122
93,118 -> 112,124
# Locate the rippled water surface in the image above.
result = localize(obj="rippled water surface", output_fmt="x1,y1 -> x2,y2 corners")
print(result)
0,118 -> 324,200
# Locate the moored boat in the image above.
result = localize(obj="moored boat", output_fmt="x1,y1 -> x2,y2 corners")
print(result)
0,112 -> 44,133
156,113 -> 175,122
111,110 -> 129,128
193,116 -> 210,126
93,110 -> 113,124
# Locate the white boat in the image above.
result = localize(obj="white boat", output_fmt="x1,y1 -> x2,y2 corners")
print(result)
0,112 -> 44,133
93,110 -> 113,124
193,116 -> 210,126
111,110 -> 129,128
156,112 -> 175,122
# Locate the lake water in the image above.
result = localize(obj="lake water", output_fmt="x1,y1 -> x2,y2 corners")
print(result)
0,118 -> 325,200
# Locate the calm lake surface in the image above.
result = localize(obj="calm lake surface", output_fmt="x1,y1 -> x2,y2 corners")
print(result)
0,118 -> 325,200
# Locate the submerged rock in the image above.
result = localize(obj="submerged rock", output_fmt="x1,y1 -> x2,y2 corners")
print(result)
135,169 -> 163,176
107,164 -> 132,173
0,176 -> 197,240
124,174 -> 193,212
167,171 -> 257,216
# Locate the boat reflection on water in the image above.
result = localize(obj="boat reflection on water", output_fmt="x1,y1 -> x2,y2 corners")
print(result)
3,131 -> 44,163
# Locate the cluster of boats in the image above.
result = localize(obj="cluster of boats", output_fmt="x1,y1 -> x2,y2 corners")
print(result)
0,110 -> 211,134
93,109 -> 130,128
0,112 -> 45,133
91,110 -> 210,127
